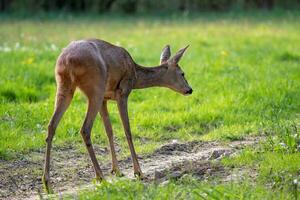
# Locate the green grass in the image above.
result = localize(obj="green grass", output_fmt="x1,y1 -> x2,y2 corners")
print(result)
0,11 -> 300,199
60,176 -> 297,200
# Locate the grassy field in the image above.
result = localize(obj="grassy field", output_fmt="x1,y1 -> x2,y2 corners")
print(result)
0,11 -> 299,199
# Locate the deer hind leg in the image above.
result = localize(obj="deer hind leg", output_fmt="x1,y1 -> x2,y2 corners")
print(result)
79,80 -> 106,181
99,101 -> 123,177
43,78 -> 75,193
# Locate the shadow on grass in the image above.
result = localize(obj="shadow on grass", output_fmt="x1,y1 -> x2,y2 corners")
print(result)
1,88 -> 40,103
278,52 -> 300,63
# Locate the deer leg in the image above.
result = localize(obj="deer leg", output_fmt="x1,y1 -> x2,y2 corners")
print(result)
80,94 -> 105,181
99,101 -> 123,177
116,95 -> 143,178
43,85 -> 74,193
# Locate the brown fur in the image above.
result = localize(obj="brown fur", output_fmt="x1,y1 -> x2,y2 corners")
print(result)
42,39 -> 192,192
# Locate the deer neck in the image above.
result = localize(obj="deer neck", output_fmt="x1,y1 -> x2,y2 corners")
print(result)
133,63 -> 168,89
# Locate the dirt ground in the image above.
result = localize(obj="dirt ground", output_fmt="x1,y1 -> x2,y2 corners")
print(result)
0,137 -> 261,200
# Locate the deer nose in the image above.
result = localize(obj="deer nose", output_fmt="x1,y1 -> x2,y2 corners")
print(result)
187,88 -> 193,94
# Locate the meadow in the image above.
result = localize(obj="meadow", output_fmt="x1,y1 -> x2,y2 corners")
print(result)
0,11 -> 299,199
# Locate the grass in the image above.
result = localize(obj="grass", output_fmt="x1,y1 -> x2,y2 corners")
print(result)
0,11 -> 299,199
57,176 -> 295,200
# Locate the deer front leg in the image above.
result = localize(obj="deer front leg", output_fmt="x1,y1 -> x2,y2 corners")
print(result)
116,93 -> 143,179
99,101 -> 123,177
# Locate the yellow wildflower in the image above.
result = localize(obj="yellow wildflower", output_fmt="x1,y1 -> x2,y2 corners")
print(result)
22,57 -> 34,65
221,50 -> 229,56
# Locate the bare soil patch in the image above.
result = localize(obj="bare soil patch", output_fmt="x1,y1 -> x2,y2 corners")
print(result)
0,137 -> 262,200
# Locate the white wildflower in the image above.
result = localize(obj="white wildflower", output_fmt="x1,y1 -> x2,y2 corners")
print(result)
279,142 -> 286,148
50,44 -> 58,51
15,42 -> 20,49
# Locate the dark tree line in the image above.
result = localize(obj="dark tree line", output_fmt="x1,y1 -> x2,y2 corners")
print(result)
1,0 -> 299,13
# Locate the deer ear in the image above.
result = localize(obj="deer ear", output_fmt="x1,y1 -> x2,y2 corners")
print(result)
160,45 -> 171,64
169,45 -> 189,64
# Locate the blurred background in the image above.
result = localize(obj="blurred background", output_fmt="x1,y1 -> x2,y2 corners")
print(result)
0,0 -> 299,14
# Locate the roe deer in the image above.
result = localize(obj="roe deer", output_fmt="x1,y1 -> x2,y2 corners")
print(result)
43,39 -> 192,192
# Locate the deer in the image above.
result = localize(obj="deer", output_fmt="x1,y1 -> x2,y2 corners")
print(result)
42,39 -> 193,192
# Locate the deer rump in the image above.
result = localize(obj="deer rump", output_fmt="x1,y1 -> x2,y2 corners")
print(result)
56,39 -> 137,100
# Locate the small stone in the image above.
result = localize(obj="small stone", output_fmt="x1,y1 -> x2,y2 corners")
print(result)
56,177 -> 62,182
171,139 -> 178,144
20,185 -> 27,191
209,149 -> 228,160
161,180 -> 169,186
154,170 -> 165,180
170,171 -> 182,180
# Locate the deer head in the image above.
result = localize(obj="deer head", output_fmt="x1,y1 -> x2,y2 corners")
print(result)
160,45 -> 193,95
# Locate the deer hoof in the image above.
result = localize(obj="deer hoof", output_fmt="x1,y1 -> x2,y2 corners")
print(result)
42,175 -> 53,194
95,175 -> 105,183
111,169 -> 124,177
134,171 -> 144,180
